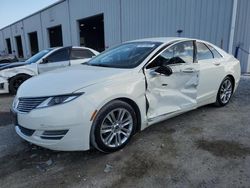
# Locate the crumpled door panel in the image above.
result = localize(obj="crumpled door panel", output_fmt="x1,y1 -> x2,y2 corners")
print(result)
145,64 -> 199,119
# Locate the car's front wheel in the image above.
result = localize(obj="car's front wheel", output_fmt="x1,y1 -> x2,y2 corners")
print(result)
215,76 -> 234,106
91,100 -> 137,153
9,74 -> 31,95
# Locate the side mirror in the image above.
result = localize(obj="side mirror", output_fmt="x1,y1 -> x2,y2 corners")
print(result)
155,65 -> 173,76
41,58 -> 49,64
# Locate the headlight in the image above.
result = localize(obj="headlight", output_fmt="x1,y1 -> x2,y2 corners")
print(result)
36,93 -> 83,108
12,96 -> 19,109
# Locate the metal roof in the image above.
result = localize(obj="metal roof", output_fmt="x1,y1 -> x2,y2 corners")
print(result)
0,0 -> 65,30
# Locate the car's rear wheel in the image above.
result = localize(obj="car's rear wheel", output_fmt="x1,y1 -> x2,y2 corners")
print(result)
215,76 -> 233,106
9,74 -> 31,95
91,100 -> 137,153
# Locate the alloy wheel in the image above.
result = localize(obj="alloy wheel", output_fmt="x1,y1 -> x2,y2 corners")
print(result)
100,108 -> 133,148
220,79 -> 233,104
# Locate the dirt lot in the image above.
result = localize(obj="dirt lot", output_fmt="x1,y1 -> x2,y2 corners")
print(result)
0,76 -> 250,188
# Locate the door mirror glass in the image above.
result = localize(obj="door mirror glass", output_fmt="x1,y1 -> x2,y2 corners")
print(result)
155,65 -> 173,76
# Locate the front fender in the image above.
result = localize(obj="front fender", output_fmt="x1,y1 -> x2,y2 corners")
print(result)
77,73 -> 148,130
0,65 -> 37,79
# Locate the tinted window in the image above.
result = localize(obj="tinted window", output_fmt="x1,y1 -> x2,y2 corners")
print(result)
197,42 -> 213,60
147,41 -> 194,69
46,48 -> 70,63
88,42 -> 161,68
71,49 -> 94,60
207,44 -> 222,58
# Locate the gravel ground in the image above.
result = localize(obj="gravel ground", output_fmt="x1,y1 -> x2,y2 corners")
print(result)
0,76 -> 250,188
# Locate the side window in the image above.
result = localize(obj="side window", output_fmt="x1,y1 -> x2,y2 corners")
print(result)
147,41 -> 194,69
196,42 -> 213,60
46,48 -> 70,63
207,44 -> 222,58
71,49 -> 95,60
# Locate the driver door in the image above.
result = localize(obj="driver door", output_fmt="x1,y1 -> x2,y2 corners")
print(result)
144,41 -> 200,123
38,47 -> 70,74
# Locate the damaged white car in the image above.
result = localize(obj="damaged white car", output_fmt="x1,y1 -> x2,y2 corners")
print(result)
12,37 -> 241,153
0,46 -> 99,94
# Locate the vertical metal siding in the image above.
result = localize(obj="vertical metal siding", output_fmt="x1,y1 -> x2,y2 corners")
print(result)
23,14 -> 44,57
233,0 -> 250,73
0,31 -> 4,54
68,0 -> 121,49
121,0 -> 233,51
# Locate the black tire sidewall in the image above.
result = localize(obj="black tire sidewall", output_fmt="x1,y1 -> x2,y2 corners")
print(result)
216,77 -> 233,106
92,100 -> 137,153
9,75 -> 30,95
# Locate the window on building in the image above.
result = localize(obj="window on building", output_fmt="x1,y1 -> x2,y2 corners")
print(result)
5,38 -> 12,54
15,36 -> 24,58
48,25 -> 63,47
28,32 -> 39,56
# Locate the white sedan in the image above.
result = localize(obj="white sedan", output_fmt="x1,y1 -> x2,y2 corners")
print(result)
12,37 -> 241,153
0,46 -> 99,94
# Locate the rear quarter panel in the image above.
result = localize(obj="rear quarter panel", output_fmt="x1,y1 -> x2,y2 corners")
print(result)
222,55 -> 241,93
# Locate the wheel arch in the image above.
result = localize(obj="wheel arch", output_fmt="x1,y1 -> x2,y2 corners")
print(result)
93,97 -> 142,133
89,97 -> 142,152
8,73 -> 32,82
115,97 -> 142,132
226,74 -> 235,91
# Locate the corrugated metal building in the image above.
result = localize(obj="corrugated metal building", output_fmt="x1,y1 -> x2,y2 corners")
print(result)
0,0 -> 249,72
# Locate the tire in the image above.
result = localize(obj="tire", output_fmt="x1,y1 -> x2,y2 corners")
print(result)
215,76 -> 234,107
9,74 -> 31,95
91,100 -> 137,153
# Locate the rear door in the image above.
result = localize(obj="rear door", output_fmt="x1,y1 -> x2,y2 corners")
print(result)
195,42 -> 224,104
70,48 -> 96,66
38,47 -> 70,73
144,41 -> 199,122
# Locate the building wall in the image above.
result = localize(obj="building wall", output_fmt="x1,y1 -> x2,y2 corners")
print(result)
23,14 -> 44,56
121,0 -> 233,51
0,0 -> 249,72
10,21 -> 27,58
68,0 -> 121,49
40,0 -> 71,48
1,26 -> 13,55
233,0 -> 250,73
0,31 -> 4,54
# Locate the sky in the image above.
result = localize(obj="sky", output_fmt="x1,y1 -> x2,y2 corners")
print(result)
0,0 -> 59,29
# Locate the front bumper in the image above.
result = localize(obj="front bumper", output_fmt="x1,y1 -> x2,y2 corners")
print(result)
0,76 -> 9,94
13,96 -> 96,151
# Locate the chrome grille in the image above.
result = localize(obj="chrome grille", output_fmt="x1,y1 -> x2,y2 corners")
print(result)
17,97 -> 48,113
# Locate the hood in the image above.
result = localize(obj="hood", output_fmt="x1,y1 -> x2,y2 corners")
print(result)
18,65 -> 130,97
0,61 -> 28,71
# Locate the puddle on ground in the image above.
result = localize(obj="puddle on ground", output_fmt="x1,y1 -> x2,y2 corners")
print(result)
196,140 -> 250,158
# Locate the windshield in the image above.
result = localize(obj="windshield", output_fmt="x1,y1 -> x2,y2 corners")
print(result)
87,42 -> 162,68
26,49 -> 53,64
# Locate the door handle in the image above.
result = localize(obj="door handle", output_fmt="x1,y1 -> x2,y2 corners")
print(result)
213,62 -> 221,66
182,68 -> 195,73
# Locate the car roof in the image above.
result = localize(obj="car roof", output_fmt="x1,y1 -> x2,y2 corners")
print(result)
129,37 -> 193,44
129,37 -> 229,57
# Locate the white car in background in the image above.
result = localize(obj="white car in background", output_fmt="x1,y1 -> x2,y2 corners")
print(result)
12,37 -> 241,153
0,46 -> 99,94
